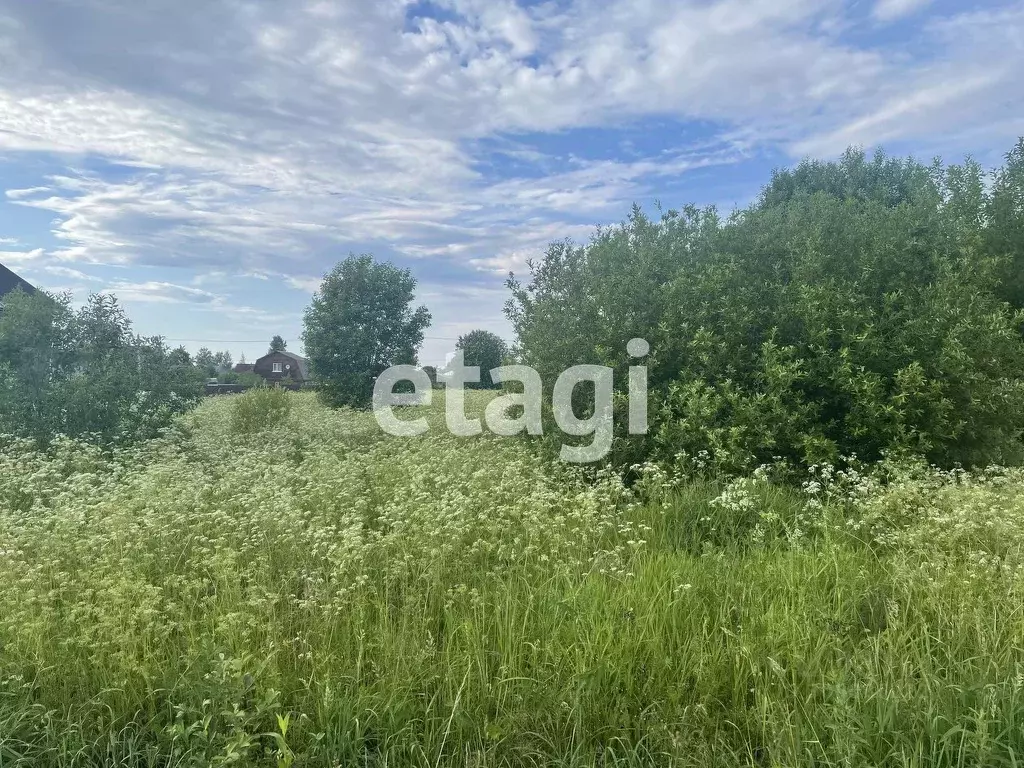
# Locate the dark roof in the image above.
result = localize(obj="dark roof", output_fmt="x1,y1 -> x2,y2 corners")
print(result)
279,351 -> 311,381
233,363 -> 255,373
0,262 -> 36,300
256,350 -> 311,380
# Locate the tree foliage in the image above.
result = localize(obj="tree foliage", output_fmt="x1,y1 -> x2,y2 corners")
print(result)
0,289 -> 205,444
194,348 -> 233,378
455,329 -> 509,388
507,143 -> 1024,472
302,254 -> 431,407
269,335 -> 287,353
218,370 -> 265,387
987,138 -> 1024,312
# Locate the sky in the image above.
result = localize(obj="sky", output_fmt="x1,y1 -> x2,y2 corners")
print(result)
0,0 -> 1022,366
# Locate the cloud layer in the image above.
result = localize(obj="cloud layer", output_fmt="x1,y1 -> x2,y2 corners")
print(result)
0,0 -> 1022,362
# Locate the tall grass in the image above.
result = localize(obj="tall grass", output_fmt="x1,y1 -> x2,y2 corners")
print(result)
1,392 -> 1023,766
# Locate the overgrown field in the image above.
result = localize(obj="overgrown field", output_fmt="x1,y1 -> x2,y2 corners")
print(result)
3,391 -> 1024,766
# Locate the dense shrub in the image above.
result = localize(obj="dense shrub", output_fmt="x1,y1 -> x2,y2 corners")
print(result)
507,143 -> 1024,472
0,289 -> 205,445
230,385 -> 292,434
218,370 -> 266,387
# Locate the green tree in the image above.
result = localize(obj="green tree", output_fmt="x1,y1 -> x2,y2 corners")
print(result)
194,348 -> 232,377
219,370 -> 264,387
302,254 -> 431,407
269,335 -> 287,353
212,350 -> 233,374
0,288 -> 205,444
455,330 -> 509,388
194,347 -> 216,377
0,288 -> 76,439
170,346 -> 192,367
986,138 -> 1024,313
507,141 -> 1024,471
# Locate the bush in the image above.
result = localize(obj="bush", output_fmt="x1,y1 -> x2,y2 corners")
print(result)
507,144 -> 1024,472
230,386 -> 292,434
218,370 -> 265,387
0,289 -> 205,444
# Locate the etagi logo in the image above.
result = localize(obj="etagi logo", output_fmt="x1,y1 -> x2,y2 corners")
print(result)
372,338 -> 650,463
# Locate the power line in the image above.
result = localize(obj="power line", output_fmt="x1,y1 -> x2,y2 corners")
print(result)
161,335 -> 510,343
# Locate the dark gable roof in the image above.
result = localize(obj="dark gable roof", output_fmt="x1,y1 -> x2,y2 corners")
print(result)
0,262 -> 36,300
256,349 -> 311,380
279,351 -> 310,381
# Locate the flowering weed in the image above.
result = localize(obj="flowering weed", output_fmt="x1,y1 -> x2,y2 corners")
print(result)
1,394 -> 1023,766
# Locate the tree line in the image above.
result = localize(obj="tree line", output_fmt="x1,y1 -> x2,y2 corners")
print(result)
0,291 -> 296,443
0,291 -> 205,444
3,139 -> 1022,470
301,141 -> 1024,472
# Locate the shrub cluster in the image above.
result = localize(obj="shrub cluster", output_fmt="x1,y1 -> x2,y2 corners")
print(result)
0,290 -> 205,445
229,385 -> 293,434
507,142 -> 1024,472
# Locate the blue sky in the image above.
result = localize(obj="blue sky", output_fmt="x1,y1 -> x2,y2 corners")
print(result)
0,0 -> 1022,366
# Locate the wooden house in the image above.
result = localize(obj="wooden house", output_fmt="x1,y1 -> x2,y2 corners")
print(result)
252,350 -> 311,386
0,262 -> 36,303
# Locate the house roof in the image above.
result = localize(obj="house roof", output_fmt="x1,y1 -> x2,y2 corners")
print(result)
0,262 -> 36,301
279,351 -> 311,380
233,363 -> 255,373
257,349 -> 311,380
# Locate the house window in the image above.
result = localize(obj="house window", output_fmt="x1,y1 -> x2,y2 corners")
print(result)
272,362 -> 283,373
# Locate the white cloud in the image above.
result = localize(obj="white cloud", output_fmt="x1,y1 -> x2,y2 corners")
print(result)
794,73 -> 1001,156
284,275 -> 324,294
4,186 -> 49,198
44,265 -> 103,282
796,4 -> 1024,157
0,0 -> 1021,348
0,248 -> 44,264
872,0 -> 932,22
105,280 -> 221,305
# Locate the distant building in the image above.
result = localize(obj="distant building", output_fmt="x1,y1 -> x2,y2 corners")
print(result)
252,350 -> 312,386
0,262 -> 36,302
232,363 -> 256,374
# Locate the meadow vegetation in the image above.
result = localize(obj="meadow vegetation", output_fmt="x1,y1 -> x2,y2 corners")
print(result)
3,141 -> 1024,765
3,391 -> 1024,766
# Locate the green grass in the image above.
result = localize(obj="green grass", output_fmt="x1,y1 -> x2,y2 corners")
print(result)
1,392 -> 1024,766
